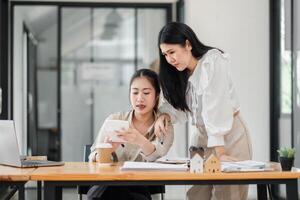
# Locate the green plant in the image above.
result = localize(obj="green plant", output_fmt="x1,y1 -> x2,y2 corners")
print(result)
277,147 -> 296,158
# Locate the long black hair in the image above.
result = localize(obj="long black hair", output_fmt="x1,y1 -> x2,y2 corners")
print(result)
130,68 -> 161,111
158,22 -> 214,112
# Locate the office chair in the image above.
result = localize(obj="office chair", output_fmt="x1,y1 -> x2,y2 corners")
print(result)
77,145 -> 165,200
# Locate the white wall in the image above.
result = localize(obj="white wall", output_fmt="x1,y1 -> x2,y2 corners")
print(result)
185,0 -> 270,162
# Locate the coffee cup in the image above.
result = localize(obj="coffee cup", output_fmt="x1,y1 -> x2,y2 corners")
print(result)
95,143 -> 114,163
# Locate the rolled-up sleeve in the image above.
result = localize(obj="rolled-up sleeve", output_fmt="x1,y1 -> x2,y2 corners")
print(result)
141,124 -> 174,161
158,93 -> 188,124
201,54 -> 235,148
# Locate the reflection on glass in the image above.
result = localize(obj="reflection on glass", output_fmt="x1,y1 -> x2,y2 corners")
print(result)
137,9 -> 166,72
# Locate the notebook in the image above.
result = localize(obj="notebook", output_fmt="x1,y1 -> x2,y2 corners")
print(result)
156,157 -> 189,164
0,120 -> 64,168
121,161 -> 189,171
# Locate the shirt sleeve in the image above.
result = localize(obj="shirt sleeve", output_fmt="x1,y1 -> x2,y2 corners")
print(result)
201,53 -> 235,148
158,93 -> 188,124
88,114 -> 115,162
141,123 -> 174,161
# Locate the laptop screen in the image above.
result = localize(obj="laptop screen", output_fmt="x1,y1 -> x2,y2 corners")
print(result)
0,120 -> 22,167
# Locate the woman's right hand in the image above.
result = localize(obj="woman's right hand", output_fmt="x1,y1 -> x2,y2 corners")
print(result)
154,114 -> 171,138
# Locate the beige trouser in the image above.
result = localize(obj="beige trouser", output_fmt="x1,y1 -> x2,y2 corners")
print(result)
187,114 -> 253,200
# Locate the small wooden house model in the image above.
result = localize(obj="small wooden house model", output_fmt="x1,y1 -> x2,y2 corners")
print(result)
190,153 -> 204,173
203,154 -> 221,173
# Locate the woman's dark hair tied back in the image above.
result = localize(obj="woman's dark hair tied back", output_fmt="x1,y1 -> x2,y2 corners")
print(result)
158,22 -> 214,112
159,22 -> 188,46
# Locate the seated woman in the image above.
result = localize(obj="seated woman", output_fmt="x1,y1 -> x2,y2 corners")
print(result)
87,68 -> 174,200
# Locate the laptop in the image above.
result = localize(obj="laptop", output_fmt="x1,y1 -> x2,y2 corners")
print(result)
0,120 -> 64,168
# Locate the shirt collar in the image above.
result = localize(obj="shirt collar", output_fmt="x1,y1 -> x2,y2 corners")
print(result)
188,60 -> 203,95
188,60 -> 201,84
188,52 -> 212,95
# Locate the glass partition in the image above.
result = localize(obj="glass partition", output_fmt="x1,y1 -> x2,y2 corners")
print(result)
61,7 -> 167,161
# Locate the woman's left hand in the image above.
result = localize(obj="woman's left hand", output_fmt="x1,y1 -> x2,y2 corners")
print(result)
214,146 -> 239,162
219,154 -> 239,162
115,128 -> 146,146
154,114 -> 170,138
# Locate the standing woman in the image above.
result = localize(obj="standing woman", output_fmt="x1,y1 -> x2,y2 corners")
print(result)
155,22 -> 252,200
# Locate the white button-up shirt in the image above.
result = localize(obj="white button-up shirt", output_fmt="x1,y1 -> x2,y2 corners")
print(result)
159,49 -> 240,148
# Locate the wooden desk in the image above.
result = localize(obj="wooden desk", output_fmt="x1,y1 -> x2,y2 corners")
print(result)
30,162 -> 300,200
0,165 -> 35,200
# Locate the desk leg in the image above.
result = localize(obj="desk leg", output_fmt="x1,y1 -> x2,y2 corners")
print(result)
257,184 -> 268,200
17,184 -> 25,200
44,182 -> 62,200
37,181 -> 42,200
55,186 -> 62,200
286,179 -> 298,200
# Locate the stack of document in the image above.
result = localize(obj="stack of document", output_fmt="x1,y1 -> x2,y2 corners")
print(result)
221,160 -> 268,172
121,161 -> 189,171
156,157 -> 189,164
